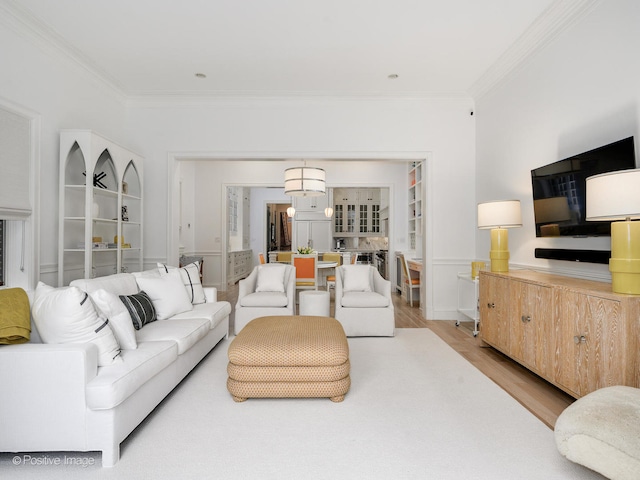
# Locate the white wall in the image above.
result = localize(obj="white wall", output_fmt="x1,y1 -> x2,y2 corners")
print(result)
128,96 -> 476,318
475,0 -> 640,281
0,15 -> 128,286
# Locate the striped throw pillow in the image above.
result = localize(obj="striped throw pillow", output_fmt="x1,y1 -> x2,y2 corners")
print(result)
119,291 -> 157,330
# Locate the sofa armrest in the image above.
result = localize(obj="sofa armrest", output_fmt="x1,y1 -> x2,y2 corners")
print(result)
0,343 -> 99,449
203,287 -> 217,303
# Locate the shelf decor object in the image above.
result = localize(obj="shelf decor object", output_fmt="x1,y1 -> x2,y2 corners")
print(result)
586,168 -> 640,294
477,199 -> 522,273
284,163 -> 325,197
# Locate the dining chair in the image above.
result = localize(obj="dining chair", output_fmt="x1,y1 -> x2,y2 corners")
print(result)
277,251 -> 293,264
400,254 -> 420,307
291,253 -> 319,294
258,253 -> 266,264
322,252 -> 342,291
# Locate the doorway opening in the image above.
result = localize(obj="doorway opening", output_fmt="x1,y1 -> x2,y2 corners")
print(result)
266,203 -> 292,252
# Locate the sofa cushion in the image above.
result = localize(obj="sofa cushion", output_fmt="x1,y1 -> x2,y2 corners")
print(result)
255,264 -> 287,292
135,318 -> 211,355
158,262 -> 206,305
340,291 -> 389,308
135,270 -> 193,320
342,265 -> 373,292
239,291 -> 289,308
32,282 -> 122,366
85,340 -> 177,410
120,291 -> 157,330
172,301 -> 232,330
70,273 -> 139,296
90,289 -> 137,349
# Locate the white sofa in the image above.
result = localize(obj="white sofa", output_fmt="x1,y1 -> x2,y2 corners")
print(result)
0,270 -> 231,467
234,264 -> 296,335
334,265 -> 395,337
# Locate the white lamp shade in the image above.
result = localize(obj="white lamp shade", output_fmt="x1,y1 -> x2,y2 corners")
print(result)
284,167 -> 326,197
586,169 -> 640,221
286,206 -> 296,217
324,207 -> 334,217
478,200 -> 522,229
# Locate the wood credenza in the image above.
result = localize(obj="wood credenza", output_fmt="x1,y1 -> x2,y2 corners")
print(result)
479,269 -> 640,398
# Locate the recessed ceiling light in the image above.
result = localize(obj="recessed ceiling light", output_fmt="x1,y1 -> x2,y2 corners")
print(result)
195,73 -> 207,79
388,74 -> 399,79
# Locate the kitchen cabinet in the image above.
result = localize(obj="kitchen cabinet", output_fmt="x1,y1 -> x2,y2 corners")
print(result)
333,188 -> 381,236
479,270 -> 640,398
294,220 -> 331,252
293,195 -> 329,213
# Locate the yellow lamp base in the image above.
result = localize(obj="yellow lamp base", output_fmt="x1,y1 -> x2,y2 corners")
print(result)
490,228 -> 510,273
609,220 -> 640,294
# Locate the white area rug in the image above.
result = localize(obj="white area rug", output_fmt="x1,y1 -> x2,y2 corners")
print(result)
0,328 -> 603,479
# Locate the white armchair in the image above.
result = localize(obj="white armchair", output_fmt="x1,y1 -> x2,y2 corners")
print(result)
334,265 -> 395,337
234,264 -> 296,335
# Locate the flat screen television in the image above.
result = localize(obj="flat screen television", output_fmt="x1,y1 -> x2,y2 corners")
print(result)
531,136 -> 636,237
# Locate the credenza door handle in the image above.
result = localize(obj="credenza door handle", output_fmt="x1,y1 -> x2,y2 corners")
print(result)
573,335 -> 587,344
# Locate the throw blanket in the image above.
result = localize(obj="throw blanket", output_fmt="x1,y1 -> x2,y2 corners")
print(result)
0,287 -> 31,344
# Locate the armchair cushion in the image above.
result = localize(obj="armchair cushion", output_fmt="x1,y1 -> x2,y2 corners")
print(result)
340,291 -> 390,308
255,264 -> 287,292
239,292 -> 289,308
342,265 -> 373,292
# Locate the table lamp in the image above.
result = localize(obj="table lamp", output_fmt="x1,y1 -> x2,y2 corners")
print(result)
477,200 -> 522,272
586,169 -> 640,294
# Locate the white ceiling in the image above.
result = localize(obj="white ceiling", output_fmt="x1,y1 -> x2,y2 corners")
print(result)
4,0 -> 594,98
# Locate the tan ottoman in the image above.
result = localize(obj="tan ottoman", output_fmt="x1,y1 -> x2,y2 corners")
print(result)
227,316 -> 350,402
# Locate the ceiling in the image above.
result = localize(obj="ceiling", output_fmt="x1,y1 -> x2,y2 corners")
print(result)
4,0 -> 593,98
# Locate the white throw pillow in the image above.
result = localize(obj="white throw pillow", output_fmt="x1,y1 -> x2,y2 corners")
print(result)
136,270 -> 193,320
89,289 -> 138,349
32,282 -> 122,366
342,265 -> 373,292
157,262 -> 206,304
255,264 -> 286,292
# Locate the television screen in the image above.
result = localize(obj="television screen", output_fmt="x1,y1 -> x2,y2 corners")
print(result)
531,137 -> 636,237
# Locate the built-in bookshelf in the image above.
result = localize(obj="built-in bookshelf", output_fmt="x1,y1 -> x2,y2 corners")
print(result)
58,130 -> 143,286
408,162 -> 423,250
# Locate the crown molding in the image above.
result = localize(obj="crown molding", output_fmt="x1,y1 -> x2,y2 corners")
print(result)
468,0 -> 603,100
0,0 -> 127,104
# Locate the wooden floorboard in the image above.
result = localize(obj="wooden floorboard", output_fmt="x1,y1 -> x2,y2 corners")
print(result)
219,282 -> 574,429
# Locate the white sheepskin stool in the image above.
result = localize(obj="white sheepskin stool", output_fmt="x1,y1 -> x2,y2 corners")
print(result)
555,385 -> 640,480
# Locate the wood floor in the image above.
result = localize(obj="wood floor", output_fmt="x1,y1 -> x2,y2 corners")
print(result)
219,283 -> 574,429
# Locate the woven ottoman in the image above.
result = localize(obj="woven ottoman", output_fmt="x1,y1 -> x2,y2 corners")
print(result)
227,315 -> 350,402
